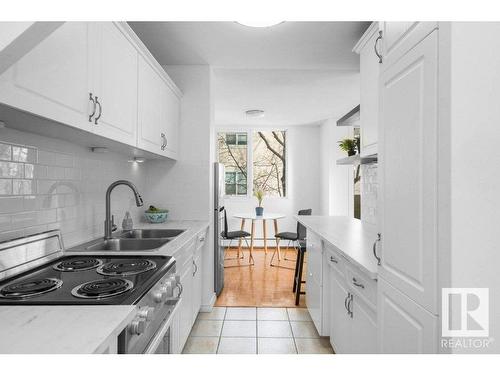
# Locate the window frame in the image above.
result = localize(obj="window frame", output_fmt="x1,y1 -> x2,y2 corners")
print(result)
216,128 -> 288,200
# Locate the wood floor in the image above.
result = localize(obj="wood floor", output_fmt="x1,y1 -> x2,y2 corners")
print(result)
215,247 -> 307,307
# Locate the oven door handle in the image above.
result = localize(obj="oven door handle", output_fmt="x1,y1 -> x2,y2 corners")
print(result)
143,299 -> 181,354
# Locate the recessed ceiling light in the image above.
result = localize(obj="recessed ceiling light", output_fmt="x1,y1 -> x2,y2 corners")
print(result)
128,157 -> 145,163
245,109 -> 265,118
90,147 -> 108,153
236,21 -> 284,28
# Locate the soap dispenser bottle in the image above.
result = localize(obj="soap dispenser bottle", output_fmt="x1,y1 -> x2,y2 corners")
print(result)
122,211 -> 133,231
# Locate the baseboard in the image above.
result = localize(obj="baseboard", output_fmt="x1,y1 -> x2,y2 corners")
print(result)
200,292 -> 217,312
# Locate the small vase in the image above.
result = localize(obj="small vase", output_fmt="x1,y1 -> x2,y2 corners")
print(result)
255,207 -> 264,216
347,150 -> 356,156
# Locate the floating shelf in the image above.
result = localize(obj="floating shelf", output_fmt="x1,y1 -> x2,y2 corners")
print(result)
337,105 -> 360,127
336,154 -> 377,166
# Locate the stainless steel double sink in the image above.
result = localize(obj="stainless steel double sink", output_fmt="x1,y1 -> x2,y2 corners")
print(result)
71,229 -> 186,252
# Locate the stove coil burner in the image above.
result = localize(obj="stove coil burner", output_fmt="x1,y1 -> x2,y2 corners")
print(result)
96,259 -> 157,276
0,278 -> 63,299
53,258 -> 103,272
71,278 -> 133,299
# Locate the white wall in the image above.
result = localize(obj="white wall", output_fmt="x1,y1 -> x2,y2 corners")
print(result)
0,126 -> 147,247
319,118 -> 352,217
144,65 -> 215,309
219,125 -> 321,243
444,22 -> 500,353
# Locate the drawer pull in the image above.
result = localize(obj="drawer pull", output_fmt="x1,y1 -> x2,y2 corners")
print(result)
329,256 -> 338,264
352,277 -> 365,289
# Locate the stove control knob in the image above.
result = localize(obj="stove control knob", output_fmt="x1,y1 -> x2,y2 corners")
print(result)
153,290 -> 165,304
138,307 -> 155,321
129,318 -> 146,335
162,281 -> 174,298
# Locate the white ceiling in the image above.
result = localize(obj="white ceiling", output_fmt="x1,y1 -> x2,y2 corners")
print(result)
129,21 -> 369,126
128,21 -> 369,69
214,68 -> 360,126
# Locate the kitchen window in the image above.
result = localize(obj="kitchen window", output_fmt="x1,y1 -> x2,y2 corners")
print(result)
217,130 -> 287,197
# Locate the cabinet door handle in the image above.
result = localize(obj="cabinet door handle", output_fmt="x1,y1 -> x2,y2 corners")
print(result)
175,280 -> 183,298
161,133 -> 167,150
347,294 -> 354,318
192,260 -> 198,276
94,96 -> 102,125
329,256 -> 338,264
352,277 -> 365,289
373,233 -> 381,265
88,93 -> 96,122
344,293 -> 349,312
374,30 -> 383,63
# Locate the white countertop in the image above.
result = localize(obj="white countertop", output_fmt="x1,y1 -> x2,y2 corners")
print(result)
0,305 -> 136,353
0,219 -> 209,354
295,215 -> 379,279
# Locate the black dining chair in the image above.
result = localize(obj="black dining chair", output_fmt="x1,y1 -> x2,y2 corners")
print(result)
293,239 -> 307,305
270,208 -> 312,267
220,207 -> 254,266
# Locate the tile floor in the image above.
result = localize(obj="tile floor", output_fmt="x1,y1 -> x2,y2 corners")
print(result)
182,307 -> 334,354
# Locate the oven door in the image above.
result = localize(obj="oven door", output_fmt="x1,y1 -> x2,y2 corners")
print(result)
144,299 -> 181,354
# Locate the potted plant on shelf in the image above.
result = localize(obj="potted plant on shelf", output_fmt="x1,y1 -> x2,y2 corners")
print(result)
254,190 -> 265,216
338,138 -> 357,156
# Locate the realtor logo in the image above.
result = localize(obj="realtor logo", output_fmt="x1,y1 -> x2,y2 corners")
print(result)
442,288 -> 489,337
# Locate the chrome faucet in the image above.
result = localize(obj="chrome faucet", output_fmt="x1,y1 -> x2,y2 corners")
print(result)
104,180 -> 143,239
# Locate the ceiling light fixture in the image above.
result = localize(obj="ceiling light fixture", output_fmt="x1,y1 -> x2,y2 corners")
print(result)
236,21 -> 284,28
245,109 -> 265,118
128,157 -> 145,163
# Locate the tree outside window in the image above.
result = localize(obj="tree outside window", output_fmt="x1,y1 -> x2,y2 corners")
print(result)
217,130 -> 287,197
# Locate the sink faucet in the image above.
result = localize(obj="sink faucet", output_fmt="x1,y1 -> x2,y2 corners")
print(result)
105,180 -> 143,239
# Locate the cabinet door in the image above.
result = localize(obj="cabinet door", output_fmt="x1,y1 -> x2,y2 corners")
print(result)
306,268 -> 322,335
378,278 -> 438,353
378,31 -> 438,314
164,83 -> 180,155
0,22 -> 92,132
170,307 -> 181,354
306,230 -> 322,285
381,22 -> 437,69
178,265 -> 193,351
350,294 -> 377,353
329,267 -> 351,353
359,27 -> 380,156
91,23 -> 138,145
192,253 -> 202,322
137,55 -> 166,156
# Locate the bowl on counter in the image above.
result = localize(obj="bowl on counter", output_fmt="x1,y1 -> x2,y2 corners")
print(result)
144,210 -> 169,223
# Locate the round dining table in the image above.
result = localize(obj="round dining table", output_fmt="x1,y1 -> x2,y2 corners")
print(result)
233,212 -> 286,260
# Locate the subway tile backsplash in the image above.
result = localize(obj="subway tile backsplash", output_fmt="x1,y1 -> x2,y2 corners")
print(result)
0,127 -> 147,247
361,164 -> 378,226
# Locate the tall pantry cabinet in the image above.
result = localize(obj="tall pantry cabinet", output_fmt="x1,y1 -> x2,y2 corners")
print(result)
376,22 -> 440,353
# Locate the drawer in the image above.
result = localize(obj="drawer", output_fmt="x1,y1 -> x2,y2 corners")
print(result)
195,230 -> 207,254
173,240 -> 195,274
306,230 -> 323,284
324,244 -> 346,277
344,262 -> 377,309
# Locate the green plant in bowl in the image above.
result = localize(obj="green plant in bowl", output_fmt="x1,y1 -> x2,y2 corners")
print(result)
144,205 -> 169,223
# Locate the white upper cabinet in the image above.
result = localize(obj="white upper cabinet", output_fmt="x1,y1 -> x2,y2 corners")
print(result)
354,22 -> 380,156
380,22 -> 437,68
137,55 -> 179,159
0,22 -> 93,133
0,22 -> 181,160
90,23 -> 138,145
378,30 -> 438,314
